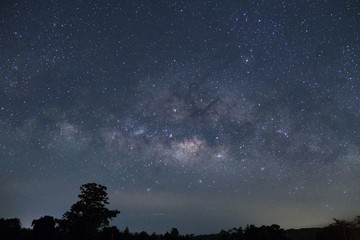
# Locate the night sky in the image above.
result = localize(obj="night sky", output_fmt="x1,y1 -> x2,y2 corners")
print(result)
1,0 -> 360,235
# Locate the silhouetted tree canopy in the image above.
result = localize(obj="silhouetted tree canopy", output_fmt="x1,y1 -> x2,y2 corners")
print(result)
100,226 -> 121,240
31,215 -> 56,240
0,218 -> 21,240
217,224 -> 287,240
3,182 -> 360,240
57,183 -> 120,240
317,217 -> 360,240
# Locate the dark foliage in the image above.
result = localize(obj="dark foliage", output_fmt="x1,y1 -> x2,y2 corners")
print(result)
284,228 -> 322,240
0,218 -> 21,240
99,226 -> 192,240
217,224 -> 288,240
1,183 -> 359,240
57,183 -> 120,240
32,215 -> 56,240
317,217 -> 360,240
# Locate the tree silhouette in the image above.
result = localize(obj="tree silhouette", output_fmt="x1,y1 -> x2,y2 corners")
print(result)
170,228 -> 179,239
31,215 -> 56,240
0,218 -> 21,240
58,183 -> 120,240
332,218 -> 354,240
354,216 -> 360,226
100,226 -> 121,240
317,217 -> 360,240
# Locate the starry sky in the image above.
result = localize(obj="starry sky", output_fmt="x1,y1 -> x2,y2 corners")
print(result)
0,0 -> 360,235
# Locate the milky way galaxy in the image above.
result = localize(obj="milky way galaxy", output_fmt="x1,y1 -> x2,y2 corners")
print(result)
0,0 -> 359,234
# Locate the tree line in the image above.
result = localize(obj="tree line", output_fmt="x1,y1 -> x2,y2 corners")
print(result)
0,183 -> 359,240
